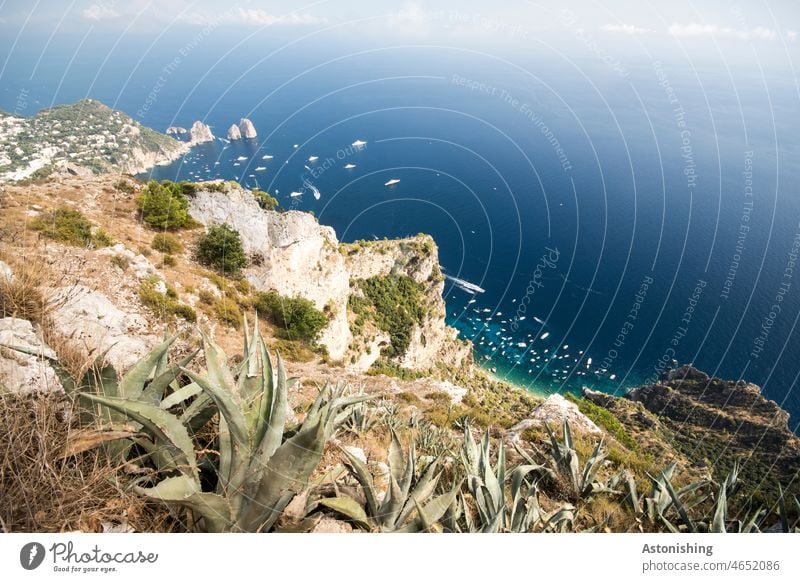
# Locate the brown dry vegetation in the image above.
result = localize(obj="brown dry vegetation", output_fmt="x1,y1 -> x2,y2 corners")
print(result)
0,392 -> 176,533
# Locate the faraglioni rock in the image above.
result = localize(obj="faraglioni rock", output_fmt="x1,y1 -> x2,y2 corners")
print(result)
227,123 -> 242,140
166,126 -> 186,135
189,120 -> 214,144
239,117 -> 257,139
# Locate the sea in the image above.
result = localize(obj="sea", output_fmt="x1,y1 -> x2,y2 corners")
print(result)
2,35 -> 799,429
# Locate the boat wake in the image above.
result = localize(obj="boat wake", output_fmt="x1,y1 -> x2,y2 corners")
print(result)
445,274 -> 486,294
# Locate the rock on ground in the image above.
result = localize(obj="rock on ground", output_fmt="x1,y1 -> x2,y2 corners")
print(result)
48,285 -> 153,373
0,317 -> 63,394
508,393 -> 600,438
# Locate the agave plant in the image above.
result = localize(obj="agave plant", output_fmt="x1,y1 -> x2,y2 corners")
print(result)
81,317 -> 372,532
4,331 -> 199,462
342,387 -> 385,436
544,420 -> 611,500
319,429 -> 460,532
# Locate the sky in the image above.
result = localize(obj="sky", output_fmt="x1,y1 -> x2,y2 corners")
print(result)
0,0 -> 798,48
0,0 -> 797,109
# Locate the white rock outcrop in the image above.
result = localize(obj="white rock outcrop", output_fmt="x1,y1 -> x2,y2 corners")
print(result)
188,186 -> 469,368
96,244 -> 159,280
0,318 -> 63,394
189,121 -> 214,144
227,124 -> 242,141
48,286 -> 154,373
507,394 -> 601,439
239,118 -> 257,139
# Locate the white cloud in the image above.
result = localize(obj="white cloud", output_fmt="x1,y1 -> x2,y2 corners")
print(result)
178,7 -> 323,27
600,24 -> 653,35
82,4 -> 120,21
750,26 -> 776,40
668,22 -> 777,41
234,8 -> 322,26
788,30 -> 798,43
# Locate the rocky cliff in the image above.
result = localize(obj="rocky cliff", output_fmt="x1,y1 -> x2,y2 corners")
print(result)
239,118 -> 257,139
188,121 -> 214,144
187,185 -> 470,370
584,365 -> 800,501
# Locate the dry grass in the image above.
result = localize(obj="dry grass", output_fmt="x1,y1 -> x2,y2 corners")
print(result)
0,264 -> 47,323
0,392 -> 177,533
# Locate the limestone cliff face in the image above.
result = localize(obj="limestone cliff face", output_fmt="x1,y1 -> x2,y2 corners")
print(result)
188,186 -> 470,370
189,121 -> 214,144
121,142 -> 191,175
239,118 -> 257,139
227,124 -> 242,141
344,239 -> 471,371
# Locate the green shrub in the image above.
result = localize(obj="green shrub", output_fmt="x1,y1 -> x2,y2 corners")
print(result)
137,180 -> 191,230
270,338 -> 316,363
138,276 -> 195,322
161,254 -> 177,267
354,275 -> 427,358
367,359 -> 425,381
253,291 -> 327,343
252,189 -> 279,211
32,207 -> 108,247
196,224 -> 248,275
214,297 -> 242,328
151,233 -> 183,254
198,289 -> 216,305
565,393 -> 638,451
93,228 -> 114,247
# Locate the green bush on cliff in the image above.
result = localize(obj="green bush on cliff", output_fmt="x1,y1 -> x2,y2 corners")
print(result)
354,275 -> 426,358
253,291 -> 327,343
137,180 -> 191,230
252,188 -> 279,211
196,224 -> 248,275
138,275 -> 196,322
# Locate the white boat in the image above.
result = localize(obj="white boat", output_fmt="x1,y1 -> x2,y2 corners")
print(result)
290,191 -> 302,197
384,179 -> 401,186
444,274 -> 486,294
293,144 -> 299,148
540,332 -> 550,340
344,163 -> 356,169
255,166 -> 266,171
262,155 -> 274,159
352,139 -> 367,147
236,156 -> 248,161
308,156 -> 319,162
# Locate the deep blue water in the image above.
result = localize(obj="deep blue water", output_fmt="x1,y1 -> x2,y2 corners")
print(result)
3,36 -> 799,428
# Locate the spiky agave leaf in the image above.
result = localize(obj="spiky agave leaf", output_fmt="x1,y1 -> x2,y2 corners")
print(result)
134,475 -> 233,533
80,393 -> 199,482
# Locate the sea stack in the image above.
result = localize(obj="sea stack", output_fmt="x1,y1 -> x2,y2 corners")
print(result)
227,124 -> 242,140
166,126 -> 186,135
239,118 -> 257,139
189,121 -> 214,144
